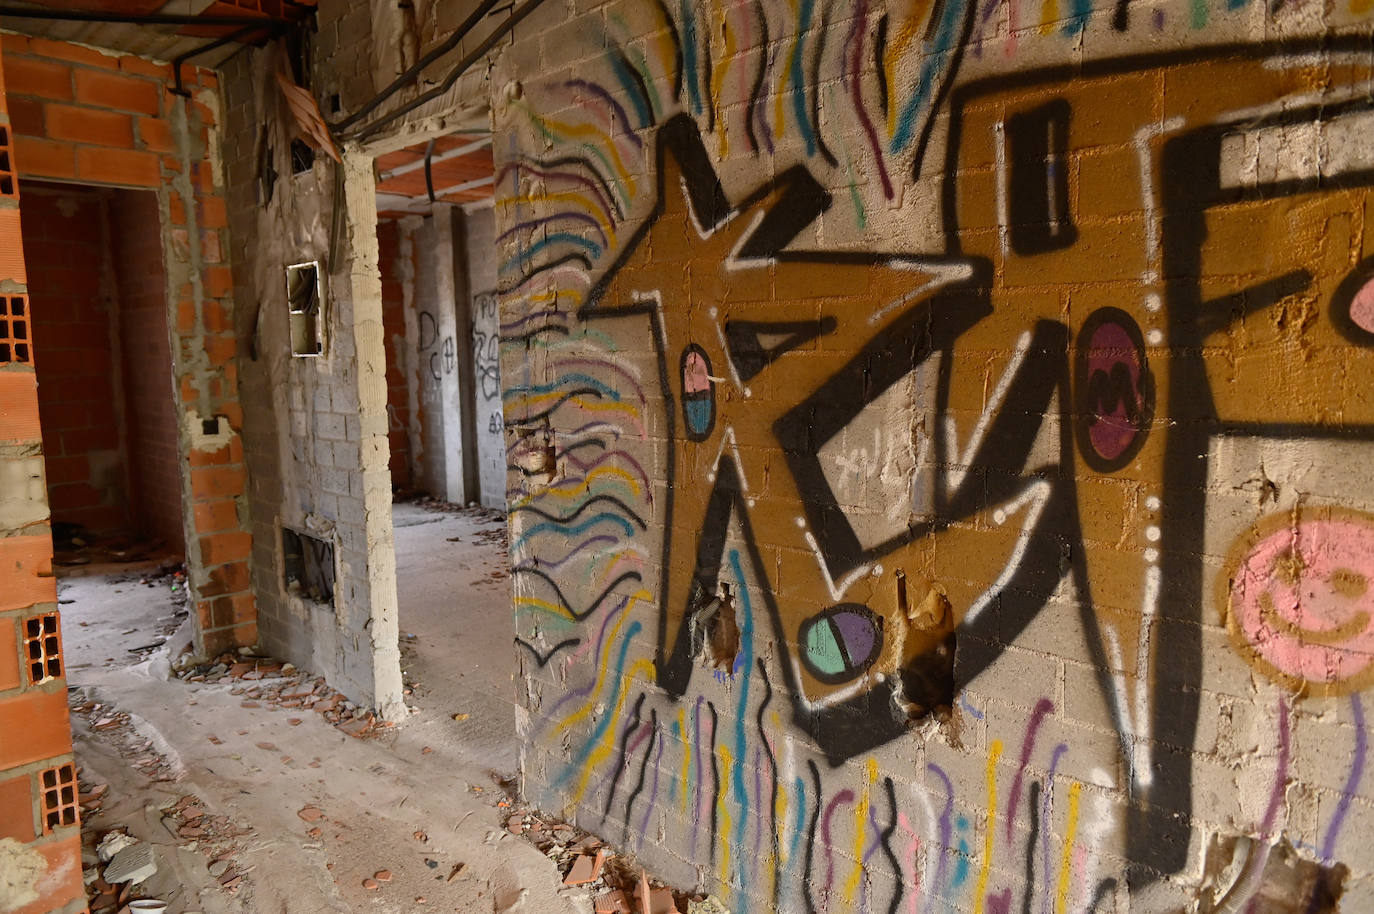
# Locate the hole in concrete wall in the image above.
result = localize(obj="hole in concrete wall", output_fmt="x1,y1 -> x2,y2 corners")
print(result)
283,527 -> 335,604
1199,834 -> 1347,913
290,139 -> 315,175
286,261 -> 324,357
202,417 -> 220,436
895,572 -> 956,723
697,585 -> 741,670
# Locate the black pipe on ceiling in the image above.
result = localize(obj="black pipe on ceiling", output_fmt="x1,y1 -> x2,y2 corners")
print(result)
0,6 -> 296,28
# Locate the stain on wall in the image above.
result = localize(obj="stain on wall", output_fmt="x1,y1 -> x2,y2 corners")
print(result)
496,3 -> 1374,912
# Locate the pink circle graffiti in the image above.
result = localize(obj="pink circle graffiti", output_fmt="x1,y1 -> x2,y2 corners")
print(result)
1350,276 -> 1374,334
1222,510 -> 1374,694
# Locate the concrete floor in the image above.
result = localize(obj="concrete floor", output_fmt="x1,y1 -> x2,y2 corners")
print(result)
60,502 -> 585,914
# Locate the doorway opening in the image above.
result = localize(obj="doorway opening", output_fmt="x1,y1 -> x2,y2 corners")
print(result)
369,132 -> 516,771
24,183 -> 184,573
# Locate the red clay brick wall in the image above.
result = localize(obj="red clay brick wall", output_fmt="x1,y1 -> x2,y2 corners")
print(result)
113,188 -> 184,553
22,183 -> 131,537
3,34 -> 254,655
0,52 -> 86,914
377,219 -> 412,490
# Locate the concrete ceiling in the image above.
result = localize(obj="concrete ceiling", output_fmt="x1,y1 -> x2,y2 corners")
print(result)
0,0 -> 314,67
375,133 -> 494,218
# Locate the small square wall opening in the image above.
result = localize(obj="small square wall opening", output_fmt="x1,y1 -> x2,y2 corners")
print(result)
283,527 -> 335,604
40,763 -> 77,833
23,613 -> 62,685
286,261 -> 324,357
0,294 -> 31,364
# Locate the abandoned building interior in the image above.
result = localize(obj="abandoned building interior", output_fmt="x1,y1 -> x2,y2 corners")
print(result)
2,1 -> 1374,913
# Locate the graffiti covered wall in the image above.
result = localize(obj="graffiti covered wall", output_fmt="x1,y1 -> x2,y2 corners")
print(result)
496,1 -> 1374,911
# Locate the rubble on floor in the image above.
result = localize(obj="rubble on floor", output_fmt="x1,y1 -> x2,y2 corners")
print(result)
170,649 -> 392,740
71,686 -> 258,913
501,801 -> 729,914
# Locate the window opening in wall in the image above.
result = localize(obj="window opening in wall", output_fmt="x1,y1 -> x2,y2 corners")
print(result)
0,294 -> 31,363
286,260 -> 324,356
283,527 -> 335,604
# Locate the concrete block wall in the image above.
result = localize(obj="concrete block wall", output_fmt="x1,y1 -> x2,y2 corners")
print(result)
0,50 -> 91,914
221,15 -> 403,718
490,1 -> 1374,912
2,34 -> 255,657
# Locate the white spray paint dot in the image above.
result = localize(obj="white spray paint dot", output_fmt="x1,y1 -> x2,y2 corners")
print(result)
1145,525 -> 1161,542
1145,496 -> 1161,512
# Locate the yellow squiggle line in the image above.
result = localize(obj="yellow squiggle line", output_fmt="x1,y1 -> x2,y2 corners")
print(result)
505,392 -> 644,429
570,656 -> 656,804
679,709 -> 691,814
496,191 -> 617,245
649,0 -> 679,89
513,101 -> 638,200
1039,0 -> 1060,34
556,589 -> 650,736
1055,782 -> 1083,914
884,4 -> 930,138
773,0 -> 800,140
513,596 -> 577,621
718,744 -> 734,891
973,740 -> 1003,914
844,758 -> 878,901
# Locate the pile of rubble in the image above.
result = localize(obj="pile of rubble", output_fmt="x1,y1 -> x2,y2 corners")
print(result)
171,649 -> 392,740
83,829 -> 157,913
501,806 -> 728,914
70,699 -> 177,783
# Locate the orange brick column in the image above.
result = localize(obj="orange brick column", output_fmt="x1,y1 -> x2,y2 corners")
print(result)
0,52 -> 87,914
2,35 -> 256,656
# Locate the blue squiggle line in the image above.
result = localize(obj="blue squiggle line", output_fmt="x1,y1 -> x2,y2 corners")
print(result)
728,550 -> 754,895
789,0 -> 816,156
552,620 -> 643,789
511,512 -> 635,552
890,0 -> 969,154
500,232 -> 604,275
789,775 -> 806,869
504,373 -> 622,401
679,0 -> 702,114
605,52 -> 653,127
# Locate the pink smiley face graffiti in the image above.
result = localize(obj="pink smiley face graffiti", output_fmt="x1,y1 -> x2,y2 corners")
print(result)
1221,509 -> 1374,694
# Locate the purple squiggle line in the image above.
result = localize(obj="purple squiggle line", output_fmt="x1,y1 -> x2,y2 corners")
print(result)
638,728 -> 665,848
1321,693 -> 1365,861
822,790 -> 856,909
1039,744 -> 1067,914
846,0 -> 893,198
1006,698 -> 1054,839
536,595 -> 631,727
927,762 -> 954,902
511,535 -> 618,572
